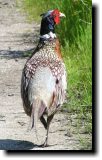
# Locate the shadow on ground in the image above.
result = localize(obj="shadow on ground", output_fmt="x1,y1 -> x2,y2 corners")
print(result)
0,139 -> 36,150
0,48 -> 35,59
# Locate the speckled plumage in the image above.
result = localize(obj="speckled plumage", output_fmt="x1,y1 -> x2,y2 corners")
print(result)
25,40 -> 65,80
21,39 -> 67,117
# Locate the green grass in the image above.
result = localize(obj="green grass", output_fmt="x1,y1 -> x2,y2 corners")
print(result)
79,136 -> 92,150
17,0 -> 92,135
63,25 -> 92,110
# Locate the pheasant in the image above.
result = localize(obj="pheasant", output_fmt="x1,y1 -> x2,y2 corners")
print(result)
21,9 -> 67,147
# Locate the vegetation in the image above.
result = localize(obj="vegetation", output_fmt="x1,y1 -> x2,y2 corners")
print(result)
17,0 -> 92,144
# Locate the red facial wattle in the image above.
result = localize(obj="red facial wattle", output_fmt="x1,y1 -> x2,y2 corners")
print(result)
51,9 -> 60,25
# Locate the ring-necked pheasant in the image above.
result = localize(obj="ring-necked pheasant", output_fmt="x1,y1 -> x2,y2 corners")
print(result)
21,9 -> 67,147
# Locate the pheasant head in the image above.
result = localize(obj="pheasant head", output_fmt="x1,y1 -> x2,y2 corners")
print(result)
40,9 -> 65,40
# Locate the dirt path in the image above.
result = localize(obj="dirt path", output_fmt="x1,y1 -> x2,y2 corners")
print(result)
0,0 -> 92,150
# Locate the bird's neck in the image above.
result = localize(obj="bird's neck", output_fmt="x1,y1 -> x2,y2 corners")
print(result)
40,15 -> 56,41
40,31 -> 57,42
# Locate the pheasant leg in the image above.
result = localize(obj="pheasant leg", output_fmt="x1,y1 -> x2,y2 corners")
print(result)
43,114 -> 54,147
40,115 -> 47,129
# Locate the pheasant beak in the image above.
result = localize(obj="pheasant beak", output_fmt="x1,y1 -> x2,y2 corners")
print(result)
59,12 -> 66,18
